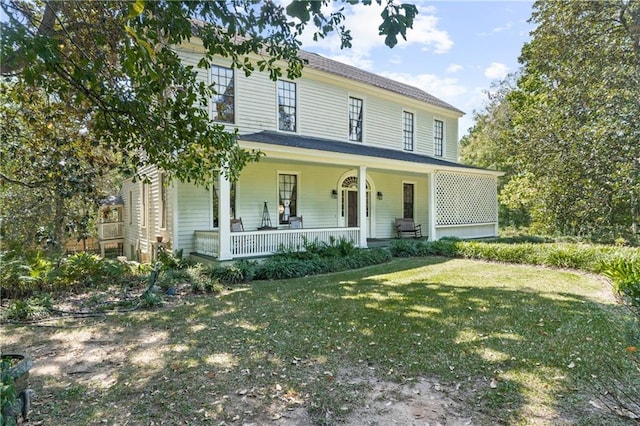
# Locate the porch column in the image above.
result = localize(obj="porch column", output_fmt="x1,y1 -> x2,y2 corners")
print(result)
358,166 -> 368,248
428,172 -> 437,241
218,172 -> 232,260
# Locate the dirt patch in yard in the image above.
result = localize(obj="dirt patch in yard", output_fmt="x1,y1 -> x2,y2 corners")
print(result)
2,315 -> 483,425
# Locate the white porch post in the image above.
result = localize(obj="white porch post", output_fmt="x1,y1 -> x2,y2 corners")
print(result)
428,172 -> 437,241
218,172 -> 232,260
358,166 -> 368,248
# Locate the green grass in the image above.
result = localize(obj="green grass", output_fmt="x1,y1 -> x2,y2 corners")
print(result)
2,257 -> 638,425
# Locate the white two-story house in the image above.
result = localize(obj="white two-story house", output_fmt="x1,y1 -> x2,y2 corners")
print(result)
117,38 -> 502,262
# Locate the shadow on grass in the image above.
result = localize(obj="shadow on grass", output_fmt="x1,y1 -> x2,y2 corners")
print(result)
2,257 -> 637,424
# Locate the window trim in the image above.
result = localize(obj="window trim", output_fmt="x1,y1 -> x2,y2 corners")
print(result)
348,96 -> 364,142
277,171 -> 300,225
128,190 -> 133,225
277,80 -> 297,132
402,110 -> 415,152
434,118 -> 444,157
210,64 -> 235,124
159,172 -> 167,230
140,182 -> 147,228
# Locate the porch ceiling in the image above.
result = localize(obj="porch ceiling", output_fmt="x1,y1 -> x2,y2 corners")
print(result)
239,131 -> 502,176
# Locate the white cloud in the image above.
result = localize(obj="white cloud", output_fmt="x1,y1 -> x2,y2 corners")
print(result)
484,62 -> 509,80
299,3 -> 453,57
402,12 -> 453,54
446,63 -> 463,73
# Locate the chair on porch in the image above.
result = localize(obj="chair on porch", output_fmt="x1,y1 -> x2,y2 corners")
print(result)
289,216 -> 303,229
395,218 -> 423,239
231,218 -> 244,232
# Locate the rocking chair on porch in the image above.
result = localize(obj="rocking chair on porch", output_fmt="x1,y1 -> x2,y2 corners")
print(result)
288,216 -> 303,229
230,218 -> 244,232
395,218 -> 423,239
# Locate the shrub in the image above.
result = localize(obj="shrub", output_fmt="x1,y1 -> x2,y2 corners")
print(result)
254,248 -> 390,281
601,255 -> 640,307
140,290 -> 164,308
54,253 -> 132,291
389,239 -> 419,257
2,294 -> 52,322
209,260 -> 258,285
156,249 -> 187,271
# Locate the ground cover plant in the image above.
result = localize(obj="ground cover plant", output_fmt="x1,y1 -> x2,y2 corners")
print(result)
1,257 -> 638,425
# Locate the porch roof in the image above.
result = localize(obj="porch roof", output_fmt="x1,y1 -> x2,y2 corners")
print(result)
239,131 -> 499,174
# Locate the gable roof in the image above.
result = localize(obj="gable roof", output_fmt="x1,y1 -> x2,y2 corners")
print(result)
240,131 -> 496,173
298,50 -> 464,115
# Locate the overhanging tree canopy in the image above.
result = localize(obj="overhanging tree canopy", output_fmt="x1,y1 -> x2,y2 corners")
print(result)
1,0 -> 418,188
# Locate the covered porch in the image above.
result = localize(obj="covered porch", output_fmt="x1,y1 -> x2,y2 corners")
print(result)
177,131 -> 500,261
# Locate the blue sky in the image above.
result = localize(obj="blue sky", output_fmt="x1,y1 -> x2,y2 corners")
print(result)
297,1 -> 536,139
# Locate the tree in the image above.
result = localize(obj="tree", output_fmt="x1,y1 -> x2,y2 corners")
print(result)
462,0 -> 640,239
0,80 -> 120,251
1,0 -> 418,189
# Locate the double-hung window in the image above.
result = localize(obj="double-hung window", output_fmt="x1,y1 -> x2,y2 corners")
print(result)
434,119 -> 444,157
278,80 -> 296,132
211,65 -> 234,123
349,97 -> 363,142
278,174 -> 297,224
403,111 -> 414,151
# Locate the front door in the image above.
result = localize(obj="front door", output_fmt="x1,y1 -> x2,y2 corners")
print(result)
347,191 -> 358,227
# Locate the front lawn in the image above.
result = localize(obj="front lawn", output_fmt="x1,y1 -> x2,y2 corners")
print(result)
2,257 -> 638,425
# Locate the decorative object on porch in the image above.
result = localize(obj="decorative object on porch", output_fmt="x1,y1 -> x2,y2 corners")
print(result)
258,201 -> 276,230
377,191 -> 383,200
395,218 -> 423,239
289,216 -> 303,229
231,218 -> 245,232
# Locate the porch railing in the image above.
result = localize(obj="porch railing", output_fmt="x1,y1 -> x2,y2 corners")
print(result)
98,221 -> 124,240
193,227 -> 361,259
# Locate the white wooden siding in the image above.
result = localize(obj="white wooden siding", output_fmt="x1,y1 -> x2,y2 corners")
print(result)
297,78 -> 346,139
175,180 -> 210,255
174,45 -> 462,160
119,165 -> 174,260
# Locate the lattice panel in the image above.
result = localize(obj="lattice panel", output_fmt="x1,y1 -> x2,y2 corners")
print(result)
435,173 -> 498,225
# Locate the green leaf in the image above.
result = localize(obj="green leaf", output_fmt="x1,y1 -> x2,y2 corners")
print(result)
286,1 -> 311,22
127,0 -> 145,19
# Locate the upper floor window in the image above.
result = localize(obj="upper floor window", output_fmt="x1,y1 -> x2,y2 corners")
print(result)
434,119 -> 444,157
211,65 -> 234,123
349,97 -> 363,142
278,80 -> 296,132
403,111 -> 414,151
